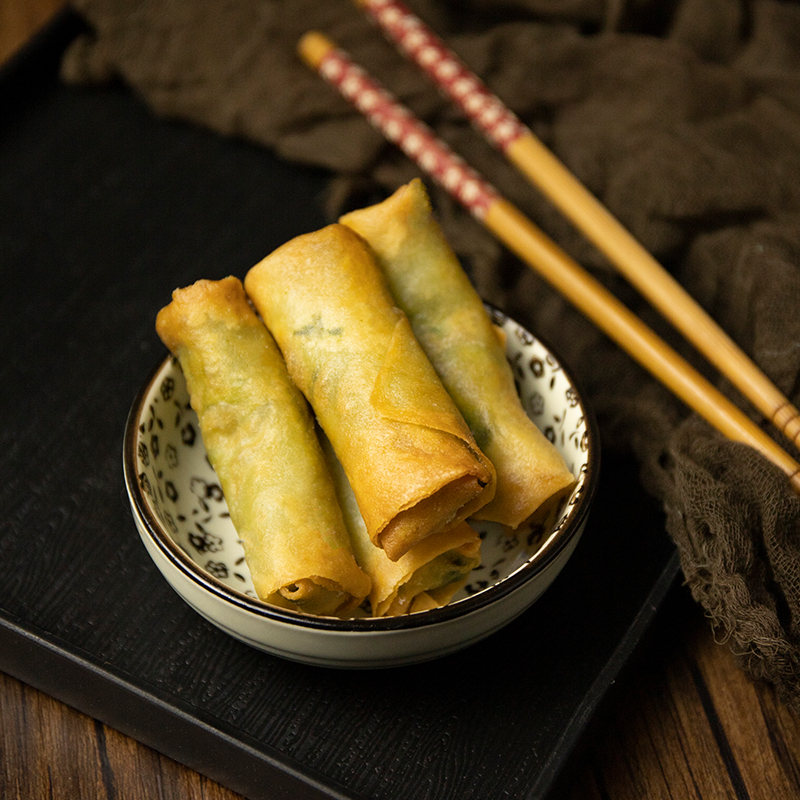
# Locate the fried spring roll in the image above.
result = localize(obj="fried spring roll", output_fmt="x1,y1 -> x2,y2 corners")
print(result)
155,277 -> 371,616
320,432 -> 481,616
340,179 -> 574,529
244,224 -> 495,562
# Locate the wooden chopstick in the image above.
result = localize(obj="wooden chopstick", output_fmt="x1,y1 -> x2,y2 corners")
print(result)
298,31 -> 800,492
353,0 -> 800,453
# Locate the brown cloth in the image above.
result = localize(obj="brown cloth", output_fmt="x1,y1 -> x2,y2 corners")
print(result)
62,0 -> 800,707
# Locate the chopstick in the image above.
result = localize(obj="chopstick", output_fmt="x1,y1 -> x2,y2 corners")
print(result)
353,0 -> 800,453
298,31 -> 800,492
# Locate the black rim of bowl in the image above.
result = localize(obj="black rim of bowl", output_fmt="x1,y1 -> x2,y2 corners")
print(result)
123,322 -> 600,633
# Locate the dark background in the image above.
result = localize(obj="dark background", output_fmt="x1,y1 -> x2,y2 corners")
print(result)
0,13 -> 678,800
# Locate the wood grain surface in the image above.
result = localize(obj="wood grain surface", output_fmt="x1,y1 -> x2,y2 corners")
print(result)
3,4 -> 800,799
0,0 -> 62,63
4,583 -> 800,799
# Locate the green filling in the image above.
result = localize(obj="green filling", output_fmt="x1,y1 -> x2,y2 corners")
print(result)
395,549 -> 477,606
293,313 -> 343,338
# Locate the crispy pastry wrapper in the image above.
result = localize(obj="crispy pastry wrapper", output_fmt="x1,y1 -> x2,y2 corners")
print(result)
244,224 -> 495,561
155,277 -> 371,616
340,179 -> 575,529
320,431 -> 481,617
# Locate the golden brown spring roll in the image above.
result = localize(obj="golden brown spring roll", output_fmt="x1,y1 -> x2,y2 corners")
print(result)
340,179 -> 574,529
244,224 -> 495,562
155,277 -> 371,616
319,431 -> 481,616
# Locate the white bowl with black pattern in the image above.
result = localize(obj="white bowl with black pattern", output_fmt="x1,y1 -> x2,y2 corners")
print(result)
123,309 -> 599,668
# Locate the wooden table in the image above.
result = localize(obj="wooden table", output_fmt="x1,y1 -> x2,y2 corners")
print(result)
5,577 -> 800,800
3,4 -> 800,799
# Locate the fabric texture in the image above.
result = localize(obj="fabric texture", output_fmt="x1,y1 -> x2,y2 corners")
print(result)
62,0 -> 800,707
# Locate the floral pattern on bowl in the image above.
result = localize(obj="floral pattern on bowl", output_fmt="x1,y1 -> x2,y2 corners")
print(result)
131,307 -> 594,615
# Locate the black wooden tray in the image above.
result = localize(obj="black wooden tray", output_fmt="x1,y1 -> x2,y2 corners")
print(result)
0,14 -> 680,800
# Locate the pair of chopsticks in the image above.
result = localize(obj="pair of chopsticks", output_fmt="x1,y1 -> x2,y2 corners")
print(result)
298,0 -> 800,493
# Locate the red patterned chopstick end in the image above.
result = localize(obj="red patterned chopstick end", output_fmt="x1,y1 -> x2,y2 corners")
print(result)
317,45 -> 499,220
362,0 -> 527,151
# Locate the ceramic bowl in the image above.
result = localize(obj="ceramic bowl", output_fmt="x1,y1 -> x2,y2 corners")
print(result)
123,308 -> 599,668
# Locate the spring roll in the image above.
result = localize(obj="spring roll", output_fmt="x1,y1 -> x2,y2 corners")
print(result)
340,179 -> 575,529
244,224 -> 495,562
320,431 -> 481,616
155,277 -> 371,616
